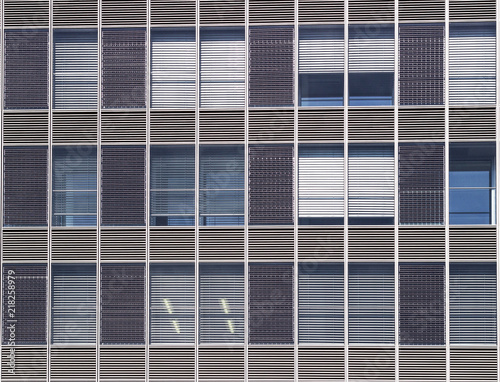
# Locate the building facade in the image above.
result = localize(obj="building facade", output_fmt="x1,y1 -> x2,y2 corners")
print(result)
0,0 -> 499,381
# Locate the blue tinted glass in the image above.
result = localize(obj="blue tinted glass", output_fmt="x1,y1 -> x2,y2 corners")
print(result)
450,189 -> 492,224
299,73 -> 343,107
450,169 -> 492,188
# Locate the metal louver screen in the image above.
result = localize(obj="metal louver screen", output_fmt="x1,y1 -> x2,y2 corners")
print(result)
348,145 -> 394,224
102,29 -> 146,108
249,263 -> 293,344
53,146 -> 97,227
348,263 -> 394,344
200,264 -> 244,343
101,146 -> 146,226
101,264 -> 145,344
399,263 -> 445,345
199,145 -> 245,226
249,145 -> 294,225
299,144 -> 343,224
150,145 -> 195,226
4,147 -> 48,227
450,263 -> 496,344
3,264 -> 47,345
449,23 -> 496,105
299,26 -> 343,73
249,26 -> 294,107
4,29 -> 49,109
399,144 -> 444,225
151,28 -> 196,108
348,24 -> 394,72
200,28 -> 245,108
52,264 -> 96,344
298,263 -> 343,344
53,29 -> 98,109
150,264 -> 195,343
399,24 -> 444,105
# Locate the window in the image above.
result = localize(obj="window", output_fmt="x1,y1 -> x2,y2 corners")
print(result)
348,145 -> 394,225
53,146 -> 97,226
52,264 -> 96,344
349,263 -> 394,344
200,264 -> 244,343
299,144 -> 344,225
101,264 -> 145,345
150,145 -> 195,226
53,29 -> 98,109
450,22 -> 495,105
299,263 -> 343,344
150,264 -> 195,344
200,28 -> 245,108
349,24 -> 394,106
151,28 -> 195,108
450,263 -> 496,344
299,26 -> 344,106
450,143 -> 496,225
200,145 -> 244,226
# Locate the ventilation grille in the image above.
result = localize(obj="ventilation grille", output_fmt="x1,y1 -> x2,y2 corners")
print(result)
4,147 -> 48,227
1,347 -> 47,380
150,111 -> 196,143
349,0 -> 395,22
101,229 -> 146,261
151,0 -> 196,25
101,265 -> 145,345
449,107 -> 496,140
399,24 -> 444,106
101,111 -> 146,143
399,0 -> 446,21
4,0 -> 49,26
50,347 -> 96,380
102,0 -> 146,25
249,264 -> 294,344
52,112 -> 97,143
248,347 -> 294,379
2,265 -> 47,345
249,228 -> 294,260
53,0 -> 98,26
399,264 -> 445,345
149,347 -> 195,380
3,112 -> 48,144
450,348 -> 498,381
348,228 -> 394,260
4,30 -> 49,110
51,229 -> 97,261
298,228 -> 344,260
449,227 -> 496,261
299,0 -> 344,23
298,109 -> 344,141
99,347 -> 145,380
398,227 -> 445,260
198,347 -> 245,380
348,108 -> 394,141
399,347 -> 446,380
150,228 -> 195,261
200,111 -> 245,142
450,0 -> 496,20
398,107 -> 445,140
298,347 -> 345,380
348,347 -> 395,380
102,29 -> 146,109
399,144 -> 444,225
249,109 -> 294,142
249,0 -> 294,24
249,27 -> 294,107
199,228 -> 244,261
2,229 -> 48,262
200,0 -> 245,24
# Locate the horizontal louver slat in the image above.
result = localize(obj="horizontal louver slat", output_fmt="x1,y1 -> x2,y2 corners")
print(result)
349,25 -> 394,73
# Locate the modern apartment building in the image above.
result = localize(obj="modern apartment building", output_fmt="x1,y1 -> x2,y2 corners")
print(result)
1,0 -> 499,381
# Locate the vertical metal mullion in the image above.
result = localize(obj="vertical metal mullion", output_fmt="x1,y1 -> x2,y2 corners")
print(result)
0,0 -> 3,372
496,0 -> 500,377
194,0 -> 200,380
145,0 -> 151,379
244,0 -> 249,379
444,1 -> 450,381
97,0 -> 102,379
394,1 -> 399,379
343,0 -> 349,379
293,0 -> 299,378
